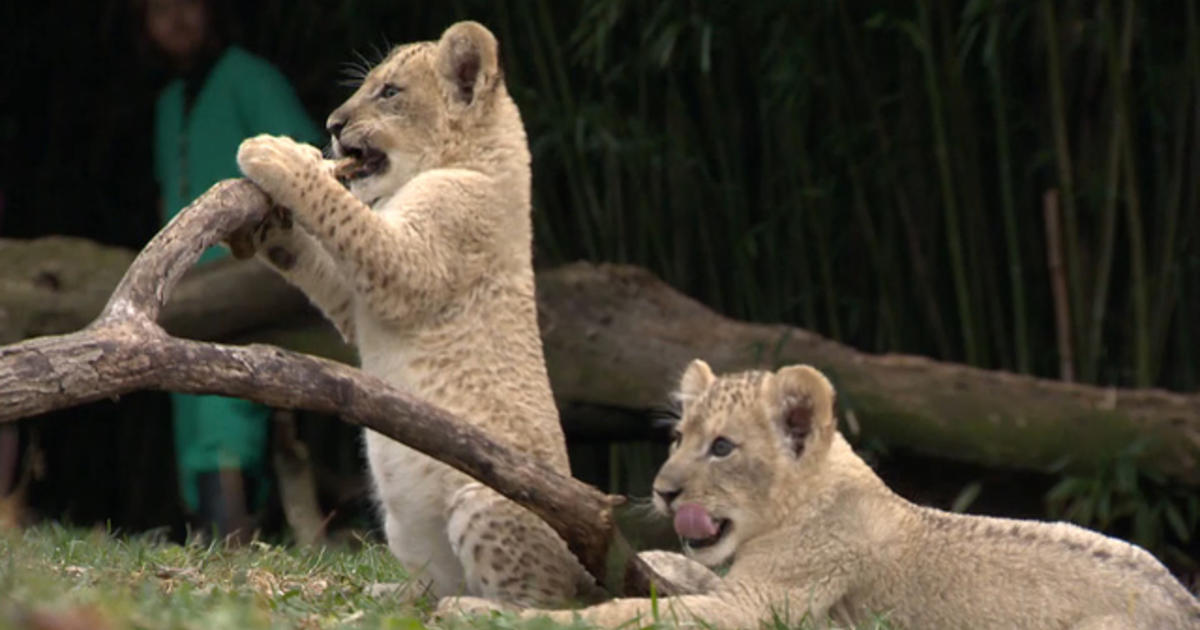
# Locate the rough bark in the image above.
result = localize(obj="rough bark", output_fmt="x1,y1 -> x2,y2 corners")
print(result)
2,192 -> 1199,483
0,179 -> 669,596
0,238 -> 314,345
537,265 -> 1200,483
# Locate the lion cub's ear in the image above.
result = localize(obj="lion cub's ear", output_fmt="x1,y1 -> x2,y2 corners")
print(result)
436,21 -> 500,107
764,365 -> 836,458
676,359 -> 716,404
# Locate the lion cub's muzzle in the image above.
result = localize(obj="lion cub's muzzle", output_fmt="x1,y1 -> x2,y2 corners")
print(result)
330,136 -> 388,182
672,502 -> 732,550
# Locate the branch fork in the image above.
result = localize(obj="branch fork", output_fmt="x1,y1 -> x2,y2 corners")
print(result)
0,178 -> 676,597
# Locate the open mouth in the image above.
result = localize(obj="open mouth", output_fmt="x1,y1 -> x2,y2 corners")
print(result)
334,145 -> 388,182
682,519 -> 731,550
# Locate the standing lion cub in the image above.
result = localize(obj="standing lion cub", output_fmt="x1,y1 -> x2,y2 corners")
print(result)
234,22 -> 600,605
442,361 -> 1200,628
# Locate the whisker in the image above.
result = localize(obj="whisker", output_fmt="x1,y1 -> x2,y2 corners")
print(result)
648,405 -> 682,430
370,36 -> 393,66
622,496 -> 664,520
339,61 -> 369,78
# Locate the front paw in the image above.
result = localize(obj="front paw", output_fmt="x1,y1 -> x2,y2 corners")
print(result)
236,134 -> 325,203
434,595 -> 511,619
225,204 -> 294,266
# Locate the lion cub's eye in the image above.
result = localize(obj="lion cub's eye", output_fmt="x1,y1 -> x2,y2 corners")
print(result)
669,429 -> 682,447
379,84 -> 404,99
709,436 -> 736,458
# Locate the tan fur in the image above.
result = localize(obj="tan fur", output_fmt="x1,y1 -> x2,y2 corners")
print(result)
235,22 -> 599,605
442,361 -> 1200,627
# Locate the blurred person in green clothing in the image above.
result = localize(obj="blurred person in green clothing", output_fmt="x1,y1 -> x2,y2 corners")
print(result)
142,0 -> 322,540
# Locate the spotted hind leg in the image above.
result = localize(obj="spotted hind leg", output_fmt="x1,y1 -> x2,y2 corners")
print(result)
445,482 -> 601,607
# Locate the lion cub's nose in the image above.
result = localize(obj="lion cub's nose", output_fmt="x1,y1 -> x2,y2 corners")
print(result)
655,487 -> 682,506
326,109 -> 347,140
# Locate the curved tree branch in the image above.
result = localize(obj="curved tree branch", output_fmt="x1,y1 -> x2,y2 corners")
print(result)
99,180 -> 272,326
0,179 -> 671,596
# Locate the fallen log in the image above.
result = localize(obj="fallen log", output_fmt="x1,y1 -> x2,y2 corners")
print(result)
2,206 -> 1198,483
0,236 -> 309,345
0,179 -> 674,596
536,264 -> 1200,482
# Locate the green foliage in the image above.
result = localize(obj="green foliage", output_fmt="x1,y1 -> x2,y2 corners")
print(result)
1045,440 -> 1200,572
396,0 -> 1198,391
0,526 -> 896,630
0,524 -> 428,629
950,481 -> 984,514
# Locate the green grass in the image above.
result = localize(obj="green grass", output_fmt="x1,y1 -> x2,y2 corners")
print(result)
0,524 -> 430,630
0,525 -> 892,630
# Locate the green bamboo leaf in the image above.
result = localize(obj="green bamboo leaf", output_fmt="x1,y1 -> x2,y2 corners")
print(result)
895,20 -> 928,54
1164,502 -> 1191,543
1096,489 -> 1112,527
1133,504 -> 1154,546
865,12 -> 888,29
1046,477 -> 1084,504
951,481 -> 983,513
1114,459 -> 1137,494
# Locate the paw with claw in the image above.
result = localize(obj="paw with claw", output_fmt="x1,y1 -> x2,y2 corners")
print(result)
225,204 -> 295,267
434,595 -> 514,619
236,134 -> 327,208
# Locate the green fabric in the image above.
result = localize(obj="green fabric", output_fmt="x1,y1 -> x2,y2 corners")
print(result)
153,46 -> 322,511
169,393 -> 271,511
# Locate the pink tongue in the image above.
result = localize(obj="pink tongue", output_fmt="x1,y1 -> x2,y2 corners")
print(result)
673,503 -> 718,540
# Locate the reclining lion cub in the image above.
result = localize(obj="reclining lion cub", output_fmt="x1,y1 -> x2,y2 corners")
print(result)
442,360 -> 1200,628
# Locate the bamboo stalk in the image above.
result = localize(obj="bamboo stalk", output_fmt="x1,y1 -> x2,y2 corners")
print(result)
1084,0 -> 1130,384
1148,1 -> 1194,382
836,3 -> 951,357
696,59 -> 755,318
1121,121 -> 1151,387
984,8 -> 1030,373
795,137 -> 842,342
820,33 -> 897,350
1094,0 -> 1147,388
1044,189 -> 1075,382
536,2 -> 611,265
1039,0 -> 1084,377
519,13 -> 596,260
939,0 -> 995,368
916,0 -> 978,364
784,122 -> 819,330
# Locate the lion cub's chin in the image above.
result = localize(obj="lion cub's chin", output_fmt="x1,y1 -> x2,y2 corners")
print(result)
345,163 -> 407,208
334,145 -> 421,208
682,522 -> 738,568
